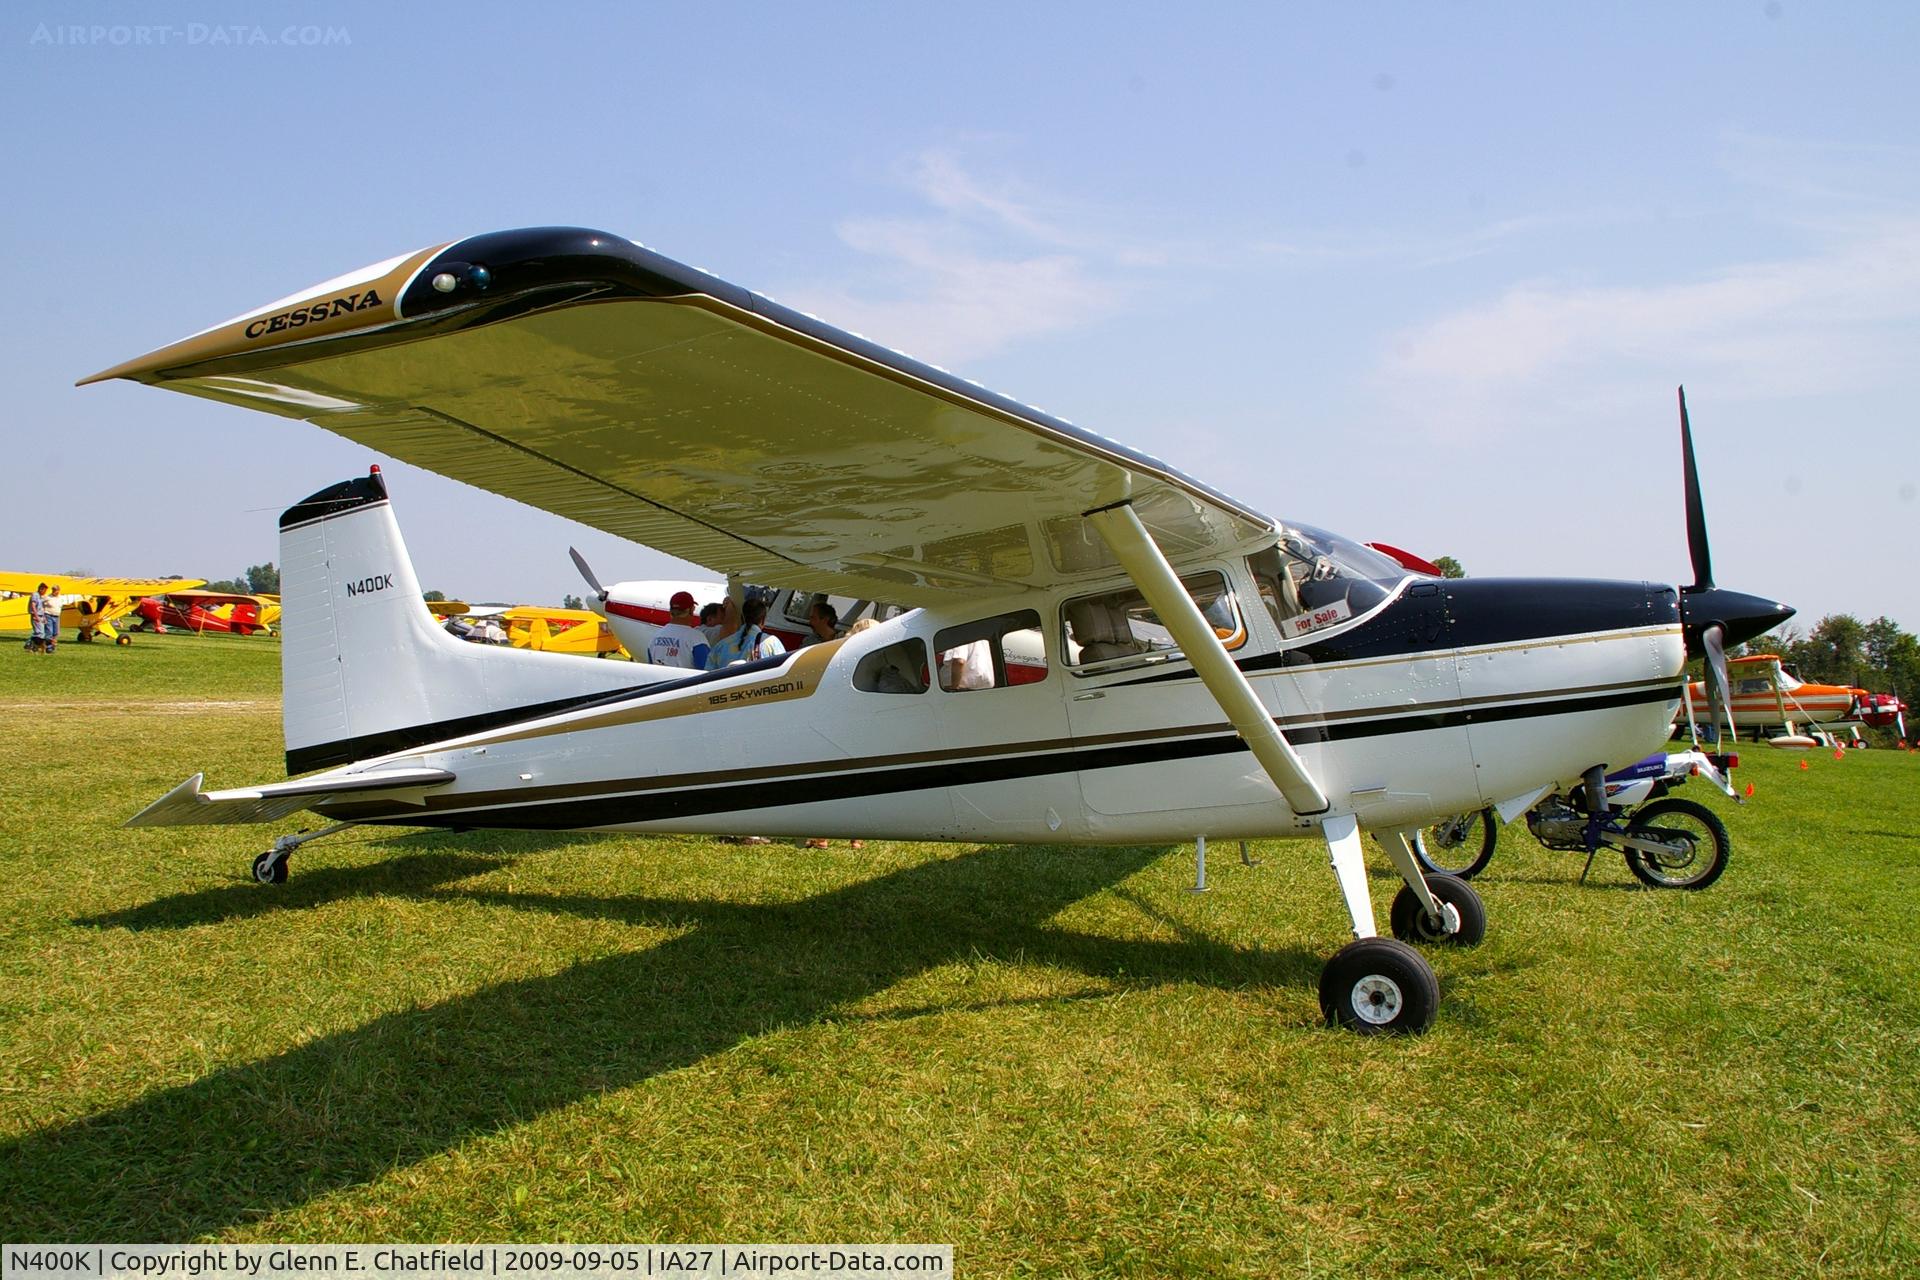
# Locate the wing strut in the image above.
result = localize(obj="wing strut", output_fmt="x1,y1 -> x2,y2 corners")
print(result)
1085,501 -> 1329,816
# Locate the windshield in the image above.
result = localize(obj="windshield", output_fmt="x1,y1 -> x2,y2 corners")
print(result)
1255,523 -> 1409,636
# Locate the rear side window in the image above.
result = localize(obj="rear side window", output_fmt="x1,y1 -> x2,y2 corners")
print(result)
1060,571 -> 1244,672
932,610 -> 1046,692
853,638 -> 929,694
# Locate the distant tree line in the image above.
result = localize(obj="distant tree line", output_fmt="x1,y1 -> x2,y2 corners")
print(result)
1750,614 -> 1920,710
202,563 -> 280,595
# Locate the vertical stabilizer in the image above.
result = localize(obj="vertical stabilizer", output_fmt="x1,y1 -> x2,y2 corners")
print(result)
277,470 -> 656,774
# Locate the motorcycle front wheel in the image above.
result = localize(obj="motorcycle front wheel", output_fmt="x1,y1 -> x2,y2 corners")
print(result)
1414,808 -> 1498,880
1622,797 -> 1730,890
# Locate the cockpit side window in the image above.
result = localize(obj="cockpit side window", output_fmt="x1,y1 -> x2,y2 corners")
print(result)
1247,546 -> 1297,632
1262,526 -> 1409,642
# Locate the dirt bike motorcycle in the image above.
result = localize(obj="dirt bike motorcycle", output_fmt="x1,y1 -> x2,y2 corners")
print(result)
1415,749 -> 1737,890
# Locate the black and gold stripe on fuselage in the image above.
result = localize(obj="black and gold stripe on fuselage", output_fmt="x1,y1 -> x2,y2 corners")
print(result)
317,676 -> 1680,830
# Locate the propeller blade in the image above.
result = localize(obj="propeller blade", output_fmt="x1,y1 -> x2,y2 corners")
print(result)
1679,386 -> 1714,591
568,546 -> 607,602
1898,708 -> 1908,743
1702,621 -> 1733,745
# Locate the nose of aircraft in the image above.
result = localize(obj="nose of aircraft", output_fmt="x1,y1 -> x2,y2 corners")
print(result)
1679,586 -> 1794,656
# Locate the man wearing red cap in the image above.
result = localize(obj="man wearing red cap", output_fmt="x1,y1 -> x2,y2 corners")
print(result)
645,591 -> 711,668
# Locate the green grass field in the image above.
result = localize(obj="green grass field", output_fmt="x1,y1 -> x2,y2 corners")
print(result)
1,633 -> 1915,1276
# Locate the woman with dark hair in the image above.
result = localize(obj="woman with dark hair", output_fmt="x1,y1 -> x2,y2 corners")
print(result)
704,593 -> 786,669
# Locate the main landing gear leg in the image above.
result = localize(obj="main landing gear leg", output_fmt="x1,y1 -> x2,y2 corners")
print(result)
1318,815 -> 1442,1035
1322,815 -> 1376,940
252,821 -> 354,885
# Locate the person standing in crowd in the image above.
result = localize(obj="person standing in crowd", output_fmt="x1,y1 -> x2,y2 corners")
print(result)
706,594 -> 785,669
41,584 -> 61,653
699,601 -> 727,646
646,591 -> 710,668
24,582 -> 48,653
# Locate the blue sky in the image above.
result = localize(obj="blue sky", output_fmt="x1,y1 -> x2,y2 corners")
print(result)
5,2 -> 1916,632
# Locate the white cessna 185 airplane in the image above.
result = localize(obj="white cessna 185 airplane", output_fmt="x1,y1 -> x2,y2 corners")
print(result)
85,227 -> 1792,1034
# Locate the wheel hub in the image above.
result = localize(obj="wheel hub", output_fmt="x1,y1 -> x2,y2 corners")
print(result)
1420,901 -> 1463,939
1350,974 -> 1404,1025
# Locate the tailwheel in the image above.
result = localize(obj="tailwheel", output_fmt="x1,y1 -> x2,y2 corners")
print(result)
1389,873 -> 1487,947
251,848 -> 290,885
1319,938 -> 1439,1035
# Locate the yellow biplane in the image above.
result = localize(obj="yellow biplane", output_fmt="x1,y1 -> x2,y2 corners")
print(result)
427,600 -> 627,658
0,572 -> 206,645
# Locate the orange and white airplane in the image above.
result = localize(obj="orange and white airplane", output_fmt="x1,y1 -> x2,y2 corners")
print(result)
0,571 -> 206,644
1683,653 -> 1870,743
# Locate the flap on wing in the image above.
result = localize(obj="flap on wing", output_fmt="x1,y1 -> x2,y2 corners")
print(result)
88,227 -> 1274,604
126,767 -> 455,827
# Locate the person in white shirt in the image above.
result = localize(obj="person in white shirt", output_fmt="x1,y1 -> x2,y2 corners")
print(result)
646,591 -> 711,668
939,638 -> 994,691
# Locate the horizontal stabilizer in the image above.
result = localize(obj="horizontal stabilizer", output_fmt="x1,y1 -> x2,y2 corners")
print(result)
125,767 -> 455,827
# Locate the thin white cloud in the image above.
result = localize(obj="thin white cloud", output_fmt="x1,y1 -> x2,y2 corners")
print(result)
781,148 -> 1581,369
776,150 -> 1132,368
906,150 -> 1068,245
1716,130 -> 1920,209
1379,219 -> 1920,434
799,220 -> 1122,367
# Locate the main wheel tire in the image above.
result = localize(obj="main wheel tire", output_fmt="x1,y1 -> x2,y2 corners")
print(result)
251,849 -> 289,885
1319,937 -> 1440,1035
1414,808 -> 1498,879
1622,797 -> 1729,890
1389,873 -> 1488,947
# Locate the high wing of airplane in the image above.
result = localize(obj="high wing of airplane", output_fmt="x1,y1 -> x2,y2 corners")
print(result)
0,571 -> 206,644
87,226 -> 1795,1034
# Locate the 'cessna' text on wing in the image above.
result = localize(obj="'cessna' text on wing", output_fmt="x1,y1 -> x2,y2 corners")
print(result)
245,289 -> 383,339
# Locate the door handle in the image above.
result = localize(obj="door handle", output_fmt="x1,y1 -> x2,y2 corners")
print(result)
1073,691 -> 1106,701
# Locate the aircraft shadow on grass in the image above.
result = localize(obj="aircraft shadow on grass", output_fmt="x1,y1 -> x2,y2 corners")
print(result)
75,851 -> 513,931
11,843 -> 1321,1239
73,832 -> 602,932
